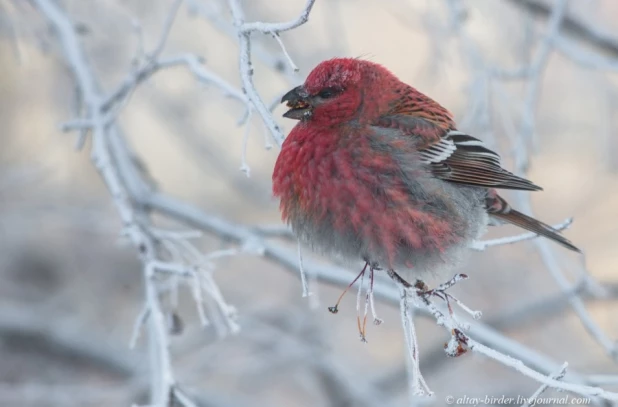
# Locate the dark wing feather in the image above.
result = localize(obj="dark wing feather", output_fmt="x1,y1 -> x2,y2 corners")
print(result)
486,192 -> 580,252
374,114 -> 542,191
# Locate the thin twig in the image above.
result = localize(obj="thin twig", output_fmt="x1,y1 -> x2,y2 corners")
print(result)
521,363 -> 568,407
228,0 -> 316,146
470,218 -> 574,251
145,192 -> 613,401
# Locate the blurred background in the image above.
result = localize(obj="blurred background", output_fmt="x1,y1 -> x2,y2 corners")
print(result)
0,0 -> 617,406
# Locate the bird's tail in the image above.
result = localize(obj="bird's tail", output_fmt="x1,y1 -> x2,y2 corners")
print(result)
485,191 -> 581,252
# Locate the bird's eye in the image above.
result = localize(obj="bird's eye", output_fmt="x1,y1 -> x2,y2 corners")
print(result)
318,88 -> 338,99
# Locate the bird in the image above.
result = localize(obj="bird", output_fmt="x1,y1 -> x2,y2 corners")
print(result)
272,58 -> 580,323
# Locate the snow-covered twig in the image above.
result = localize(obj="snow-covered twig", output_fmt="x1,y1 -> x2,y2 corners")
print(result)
31,1 -> 239,405
129,305 -> 151,349
147,0 -> 183,60
443,0 -> 617,364
505,0 -> 618,60
143,190 -> 612,387
518,199 -> 618,361
297,241 -> 310,297
185,0 -> 298,83
98,53 -> 248,124
33,0 -> 179,402
469,339 -> 615,400
399,288 -> 432,396
496,0 -> 618,363
386,272 -> 618,402
239,109 -> 253,176
554,36 -> 618,71
151,229 -> 241,337
238,0 -> 316,34
28,0 -> 618,404
519,0 -> 568,151
521,363 -> 568,407
271,32 -> 299,72
227,0 -> 316,146
470,218 -> 573,251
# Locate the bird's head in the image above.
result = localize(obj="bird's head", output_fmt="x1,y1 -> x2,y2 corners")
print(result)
281,58 -> 400,126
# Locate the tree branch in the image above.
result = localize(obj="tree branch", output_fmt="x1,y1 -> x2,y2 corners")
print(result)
505,0 -> 618,59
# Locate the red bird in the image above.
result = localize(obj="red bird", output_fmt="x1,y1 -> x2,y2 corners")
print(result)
272,58 -> 579,284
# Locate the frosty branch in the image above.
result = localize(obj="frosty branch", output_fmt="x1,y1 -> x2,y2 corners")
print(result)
227,0 -> 316,147
32,1 -> 242,406
443,0 -> 618,363
146,191 -> 618,404
388,271 -> 618,402
27,0 -> 618,405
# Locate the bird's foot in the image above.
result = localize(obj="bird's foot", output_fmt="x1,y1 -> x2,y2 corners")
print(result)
393,271 -> 482,319
327,262 -> 368,315
328,261 -> 383,342
414,273 -> 469,317
386,270 -> 480,357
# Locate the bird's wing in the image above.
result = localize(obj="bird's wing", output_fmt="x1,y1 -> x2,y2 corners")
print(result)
373,114 -> 542,191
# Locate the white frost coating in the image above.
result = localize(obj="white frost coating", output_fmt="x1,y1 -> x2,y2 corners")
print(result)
240,109 -> 253,177
399,289 -> 433,397
384,266 -> 618,401
521,363 -> 568,407
444,334 -> 461,356
470,218 -> 573,251
228,0 -> 317,147
30,0 -> 313,403
368,272 -> 383,325
31,0 -> 618,403
298,241 -> 310,297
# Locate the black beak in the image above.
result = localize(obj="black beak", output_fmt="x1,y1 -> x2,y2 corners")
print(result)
281,86 -> 311,120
